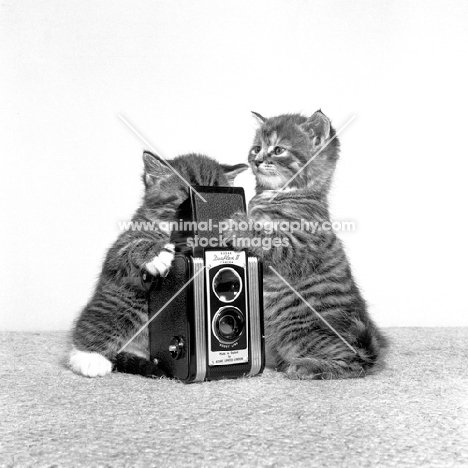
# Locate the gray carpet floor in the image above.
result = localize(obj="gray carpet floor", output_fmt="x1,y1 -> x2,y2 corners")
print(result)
1,328 -> 467,468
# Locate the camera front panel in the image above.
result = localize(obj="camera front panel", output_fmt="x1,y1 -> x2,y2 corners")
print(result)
149,251 -> 264,382
205,250 -> 249,367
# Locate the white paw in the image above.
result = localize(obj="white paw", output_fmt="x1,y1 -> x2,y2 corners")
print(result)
69,347 -> 113,378
146,243 -> 175,277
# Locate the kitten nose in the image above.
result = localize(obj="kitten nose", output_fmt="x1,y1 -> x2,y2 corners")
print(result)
254,158 -> 263,167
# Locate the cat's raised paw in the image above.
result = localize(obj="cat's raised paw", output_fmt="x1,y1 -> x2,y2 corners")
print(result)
69,348 -> 113,377
146,243 -> 175,277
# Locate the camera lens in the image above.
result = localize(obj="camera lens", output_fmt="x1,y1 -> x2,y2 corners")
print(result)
212,268 -> 242,303
213,307 -> 245,344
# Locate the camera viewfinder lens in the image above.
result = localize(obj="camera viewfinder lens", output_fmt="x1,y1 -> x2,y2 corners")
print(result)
213,268 -> 242,303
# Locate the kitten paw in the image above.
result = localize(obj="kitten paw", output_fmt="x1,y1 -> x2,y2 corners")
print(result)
146,243 -> 175,277
285,359 -> 334,380
69,348 -> 113,377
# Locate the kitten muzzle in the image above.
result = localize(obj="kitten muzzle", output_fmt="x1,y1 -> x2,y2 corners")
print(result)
258,163 -> 277,175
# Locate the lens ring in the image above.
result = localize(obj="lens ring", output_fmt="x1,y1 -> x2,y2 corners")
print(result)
212,306 -> 245,345
212,267 -> 243,303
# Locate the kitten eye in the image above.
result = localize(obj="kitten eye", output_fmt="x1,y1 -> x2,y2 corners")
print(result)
314,136 -> 321,146
252,146 -> 261,154
273,146 -> 285,155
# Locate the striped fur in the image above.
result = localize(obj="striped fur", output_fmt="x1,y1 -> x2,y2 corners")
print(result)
70,152 -> 248,377
225,111 -> 387,379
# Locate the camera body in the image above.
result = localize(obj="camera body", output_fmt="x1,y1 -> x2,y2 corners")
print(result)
148,186 -> 265,382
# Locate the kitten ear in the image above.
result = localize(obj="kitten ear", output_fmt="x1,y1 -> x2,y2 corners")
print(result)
302,110 -> 331,140
251,111 -> 267,124
221,163 -> 249,186
142,151 -> 173,186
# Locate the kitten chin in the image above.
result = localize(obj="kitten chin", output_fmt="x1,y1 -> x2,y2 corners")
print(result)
256,187 -> 297,198
256,173 -> 285,189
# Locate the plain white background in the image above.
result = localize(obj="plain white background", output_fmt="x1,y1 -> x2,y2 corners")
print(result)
1,0 -> 467,330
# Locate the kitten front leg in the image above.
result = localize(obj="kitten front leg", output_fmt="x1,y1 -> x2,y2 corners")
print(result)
70,283 -> 150,377
220,211 -> 308,274
105,226 -> 176,285
145,243 -> 175,277
104,224 -> 171,275
220,211 -> 271,258
69,242 -> 175,378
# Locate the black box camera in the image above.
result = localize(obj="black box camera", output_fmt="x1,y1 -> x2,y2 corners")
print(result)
148,186 -> 265,382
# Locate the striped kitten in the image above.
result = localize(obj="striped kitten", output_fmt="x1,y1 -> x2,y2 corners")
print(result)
224,110 -> 387,379
70,152 -> 247,377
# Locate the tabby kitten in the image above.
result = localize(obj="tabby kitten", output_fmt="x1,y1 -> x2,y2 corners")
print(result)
223,110 -> 387,379
69,152 -> 247,377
